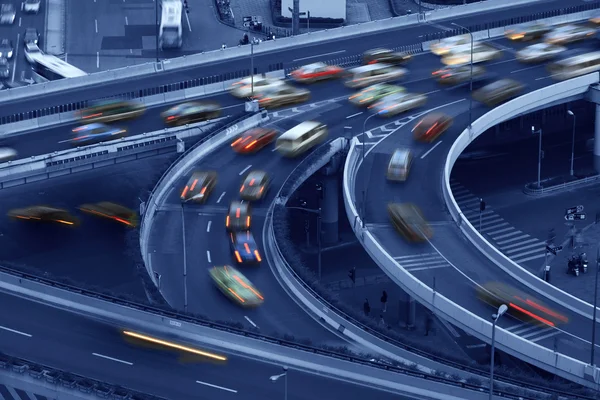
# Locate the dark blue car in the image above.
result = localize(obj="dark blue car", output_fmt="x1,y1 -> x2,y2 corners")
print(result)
70,123 -> 127,145
229,231 -> 261,264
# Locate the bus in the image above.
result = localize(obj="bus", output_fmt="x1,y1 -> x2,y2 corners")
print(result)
159,0 -> 183,49
24,44 -> 87,82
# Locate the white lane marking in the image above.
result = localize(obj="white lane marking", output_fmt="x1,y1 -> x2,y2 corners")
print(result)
185,11 -> 192,32
239,165 -> 252,176
420,141 -> 442,159
65,53 -> 68,62
125,16 -> 128,25
535,74 -> 554,81
207,251 -> 212,263
206,221 -> 212,233
18,17 -> 21,27
95,19 -> 98,33
487,57 -> 516,66
511,65 -> 539,74
10,33 -> 20,83
424,90 -> 440,96
466,343 -> 486,349
245,316 -> 258,328
271,146 -> 278,152
0,325 -> 32,337
346,112 -> 363,119
196,380 -> 237,393
216,192 -> 226,203
96,52 -> 100,69
293,50 -> 345,62
92,353 -> 133,365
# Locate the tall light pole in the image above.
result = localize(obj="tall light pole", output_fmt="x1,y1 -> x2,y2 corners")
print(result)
180,204 -> 188,312
269,367 -> 288,400
451,23 -> 474,134
155,0 -> 160,63
250,42 -> 254,97
288,205 -> 322,279
591,248 -> 599,366
361,113 -> 378,227
567,110 -> 576,177
532,126 -> 543,189
490,303 -> 508,400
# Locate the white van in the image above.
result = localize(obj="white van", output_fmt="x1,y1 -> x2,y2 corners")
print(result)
276,121 -> 328,157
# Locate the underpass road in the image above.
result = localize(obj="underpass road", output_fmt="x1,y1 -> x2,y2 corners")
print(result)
0,292 -> 410,400
0,0 -> 582,117
354,37 -> 600,365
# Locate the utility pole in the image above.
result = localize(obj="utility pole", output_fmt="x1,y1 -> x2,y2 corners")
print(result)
293,0 -> 300,35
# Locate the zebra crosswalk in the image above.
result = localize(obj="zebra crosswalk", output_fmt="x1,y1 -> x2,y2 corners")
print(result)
450,180 -> 547,265
393,252 -> 450,273
502,321 -> 561,343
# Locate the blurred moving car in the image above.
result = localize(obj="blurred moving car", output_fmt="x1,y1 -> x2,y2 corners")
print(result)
413,113 -> 453,143
505,22 -> 551,41
230,231 -> 262,264
78,202 -> 139,227
253,85 -> 310,109
432,65 -> 486,85
226,200 -> 251,231
0,4 -> 15,24
24,0 -> 41,14
386,148 -> 413,182
239,170 -> 269,201
387,203 -> 433,242
289,62 -> 344,83
70,123 -> 127,145
516,43 -> 566,63
348,83 -> 405,106
0,147 -> 16,161
161,102 -> 220,126
24,28 -> 40,45
231,127 -> 277,153
0,39 -> 13,59
0,57 -> 9,79
276,120 -> 328,157
547,51 -> 600,81
441,43 -> 502,66
7,206 -> 79,226
209,265 -> 264,307
371,92 -> 427,117
345,64 -> 407,89
544,24 -> 595,45
472,79 -> 524,106
229,75 -> 286,98
363,48 -> 411,65
430,35 -> 471,56
591,13 -> 600,25
79,100 -> 145,123
477,282 -> 569,326
180,171 -> 217,203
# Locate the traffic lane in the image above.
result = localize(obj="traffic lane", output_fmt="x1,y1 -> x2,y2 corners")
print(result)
185,0 -> 245,50
0,0 -> 572,117
0,154 -> 182,298
1,92 -> 243,159
0,293 -> 373,400
371,224 -> 600,366
16,0 -> 45,82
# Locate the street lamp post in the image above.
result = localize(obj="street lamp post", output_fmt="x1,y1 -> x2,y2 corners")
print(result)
180,204 -> 188,312
451,23 -> 474,134
567,110 -> 576,177
269,367 -> 288,400
155,0 -> 160,63
287,206 -> 322,279
361,113 -> 378,227
490,304 -> 508,400
250,42 -> 254,97
591,248 -> 599,366
531,126 -> 543,189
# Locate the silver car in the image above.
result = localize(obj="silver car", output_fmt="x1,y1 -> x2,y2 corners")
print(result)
0,4 -> 15,24
516,43 -> 566,63
371,92 -> 427,117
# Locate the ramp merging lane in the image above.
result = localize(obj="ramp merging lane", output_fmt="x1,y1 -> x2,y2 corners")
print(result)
353,41 -> 600,365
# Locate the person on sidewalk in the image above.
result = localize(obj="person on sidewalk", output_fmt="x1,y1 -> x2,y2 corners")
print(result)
380,290 -> 388,312
363,298 -> 370,316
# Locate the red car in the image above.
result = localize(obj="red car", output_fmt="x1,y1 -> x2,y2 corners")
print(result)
231,128 -> 277,153
413,113 -> 453,143
289,62 -> 344,83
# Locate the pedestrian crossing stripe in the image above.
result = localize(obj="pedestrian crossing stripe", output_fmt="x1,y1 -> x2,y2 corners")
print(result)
503,322 -> 561,343
393,253 -> 450,272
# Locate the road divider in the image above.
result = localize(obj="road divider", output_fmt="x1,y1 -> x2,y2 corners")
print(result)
344,73 -> 600,388
0,117 -> 230,189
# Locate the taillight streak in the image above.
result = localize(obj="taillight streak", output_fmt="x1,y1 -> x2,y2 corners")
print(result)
509,302 -> 555,327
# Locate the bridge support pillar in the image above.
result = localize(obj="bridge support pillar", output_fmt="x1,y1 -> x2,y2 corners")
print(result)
320,173 -> 339,245
595,104 -> 600,173
407,296 -> 416,329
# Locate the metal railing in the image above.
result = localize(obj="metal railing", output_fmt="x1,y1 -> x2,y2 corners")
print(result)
524,174 -> 600,196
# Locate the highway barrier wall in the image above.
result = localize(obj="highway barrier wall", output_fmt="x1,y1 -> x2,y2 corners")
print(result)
344,132 -> 600,387
0,269 -> 501,400
139,112 -> 268,286
0,117 -> 229,189
0,0 -> 593,110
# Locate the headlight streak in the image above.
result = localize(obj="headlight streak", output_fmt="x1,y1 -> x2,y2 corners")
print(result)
122,331 -> 227,361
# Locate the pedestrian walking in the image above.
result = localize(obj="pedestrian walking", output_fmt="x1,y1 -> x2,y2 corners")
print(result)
380,290 -> 388,312
363,298 -> 370,316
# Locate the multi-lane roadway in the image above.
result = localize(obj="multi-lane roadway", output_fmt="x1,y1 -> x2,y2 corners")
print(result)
0,0 -> 45,86
66,0 -> 246,72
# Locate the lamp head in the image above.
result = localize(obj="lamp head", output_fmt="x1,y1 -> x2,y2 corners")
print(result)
498,304 -> 508,317
531,125 -> 535,132
269,376 -> 279,382
567,110 -> 574,116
